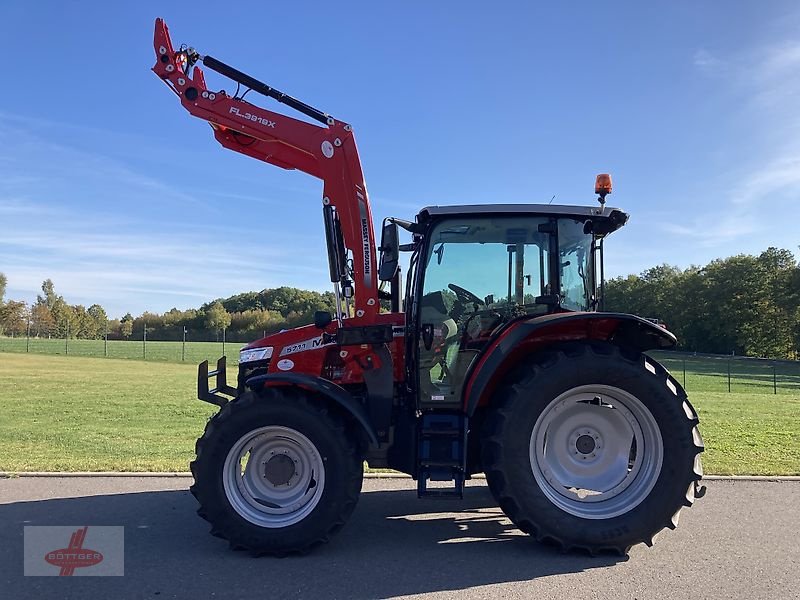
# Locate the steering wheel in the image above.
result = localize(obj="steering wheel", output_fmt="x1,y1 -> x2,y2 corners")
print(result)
459,309 -> 504,349
448,283 -> 484,307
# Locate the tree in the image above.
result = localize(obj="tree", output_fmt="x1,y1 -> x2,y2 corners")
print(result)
70,305 -> 90,339
230,309 -> 285,333
205,301 -> 232,335
86,304 -> 108,339
0,300 -> 28,336
120,313 -> 134,339
38,279 -> 60,310
0,272 -> 6,304
34,279 -> 72,337
30,303 -> 55,337
51,300 -> 77,338
604,248 -> 800,358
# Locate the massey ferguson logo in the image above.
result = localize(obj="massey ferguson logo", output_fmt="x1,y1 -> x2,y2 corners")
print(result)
361,218 -> 371,275
357,189 -> 371,280
44,527 -> 103,576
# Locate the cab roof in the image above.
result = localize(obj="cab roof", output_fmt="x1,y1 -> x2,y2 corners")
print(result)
416,204 -> 629,236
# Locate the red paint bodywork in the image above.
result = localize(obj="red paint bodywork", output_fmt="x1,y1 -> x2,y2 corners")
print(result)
244,312 -> 406,384
463,313 -> 621,411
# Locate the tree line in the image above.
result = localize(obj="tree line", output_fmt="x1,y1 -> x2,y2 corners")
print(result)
0,278 -> 111,340
1,246 -> 798,357
0,278 -> 336,343
604,247 -> 800,359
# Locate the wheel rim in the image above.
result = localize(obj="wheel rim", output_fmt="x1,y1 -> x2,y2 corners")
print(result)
223,426 -> 325,528
529,385 -> 663,520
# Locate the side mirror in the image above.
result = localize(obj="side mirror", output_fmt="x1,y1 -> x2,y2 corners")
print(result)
378,220 -> 399,282
313,311 -> 333,329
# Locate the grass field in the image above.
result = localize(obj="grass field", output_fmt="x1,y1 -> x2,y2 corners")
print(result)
0,336 -> 245,365
3,336 -> 799,395
0,352 -> 798,474
651,350 -> 800,396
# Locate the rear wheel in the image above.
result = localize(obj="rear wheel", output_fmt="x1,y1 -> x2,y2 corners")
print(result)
481,342 -> 704,554
190,389 -> 363,556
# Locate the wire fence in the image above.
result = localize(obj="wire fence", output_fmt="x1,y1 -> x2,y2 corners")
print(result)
648,350 -> 800,395
2,333 -> 799,394
0,329 -> 251,366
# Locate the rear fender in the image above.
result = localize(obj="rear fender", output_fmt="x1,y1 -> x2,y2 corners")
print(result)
463,312 -> 677,416
246,372 -> 378,446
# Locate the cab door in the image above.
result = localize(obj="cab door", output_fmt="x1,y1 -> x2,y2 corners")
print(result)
414,217 -> 550,408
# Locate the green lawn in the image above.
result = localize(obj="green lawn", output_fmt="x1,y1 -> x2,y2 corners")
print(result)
0,336 -> 244,365
0,352 -> 798,474
649,350 -> 800,396
0,353 -> 211,471
3,337 -> 798,396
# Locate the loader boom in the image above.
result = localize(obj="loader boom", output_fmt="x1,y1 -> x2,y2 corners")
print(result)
152,18 -> 379,320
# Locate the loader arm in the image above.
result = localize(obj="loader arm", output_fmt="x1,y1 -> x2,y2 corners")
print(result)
152,18 -> 379,320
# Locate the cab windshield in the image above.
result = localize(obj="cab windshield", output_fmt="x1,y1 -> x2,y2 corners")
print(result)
421,215 -> 594,315
422,216 -> 551,316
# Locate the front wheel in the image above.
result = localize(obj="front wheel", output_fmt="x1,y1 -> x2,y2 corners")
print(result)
481,342 -> 704,554
190,389 -> 363,556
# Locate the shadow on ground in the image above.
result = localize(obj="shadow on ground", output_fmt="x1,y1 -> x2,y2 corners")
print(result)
0,485 -> 623,599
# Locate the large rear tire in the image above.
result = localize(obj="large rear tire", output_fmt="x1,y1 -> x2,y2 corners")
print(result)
481,342 -> 704,554
190,389 -> 363,556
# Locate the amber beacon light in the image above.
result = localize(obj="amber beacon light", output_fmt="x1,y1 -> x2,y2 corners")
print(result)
594,173 -> 613,201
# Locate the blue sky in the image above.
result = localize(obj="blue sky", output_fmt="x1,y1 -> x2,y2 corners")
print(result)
1,2 -> 798,318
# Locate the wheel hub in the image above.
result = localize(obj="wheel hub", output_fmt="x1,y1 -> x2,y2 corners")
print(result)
575,434 -> 596,455
529,385 -> 664,520
222,426 -> 326,528
264,454 -> 296,486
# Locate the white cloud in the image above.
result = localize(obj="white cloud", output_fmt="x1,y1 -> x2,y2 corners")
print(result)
759,40 -> 800,75
675,34 -> 800,248
660,214 -> 759,247
0,215 -> 328,317
0,115 -> 331,317
730,154 -> 800,206
693,48 -> 724,72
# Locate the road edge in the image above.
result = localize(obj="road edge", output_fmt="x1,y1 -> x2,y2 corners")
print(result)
1,472 -> 799,481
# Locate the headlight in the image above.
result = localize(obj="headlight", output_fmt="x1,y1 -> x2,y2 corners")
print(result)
239,347 -> 273,364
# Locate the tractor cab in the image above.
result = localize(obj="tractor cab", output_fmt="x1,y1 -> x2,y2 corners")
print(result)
381,201 -> 629,409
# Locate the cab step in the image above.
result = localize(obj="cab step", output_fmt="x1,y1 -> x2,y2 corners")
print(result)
416,412 -> 467,498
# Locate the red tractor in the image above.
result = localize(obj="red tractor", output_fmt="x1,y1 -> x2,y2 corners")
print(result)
152,19 -> 704,556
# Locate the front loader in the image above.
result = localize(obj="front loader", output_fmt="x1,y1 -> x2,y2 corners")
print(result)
152,19 -> 704,556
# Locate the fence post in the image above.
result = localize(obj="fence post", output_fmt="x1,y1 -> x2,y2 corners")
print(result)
222,327 -> 226,357
104,328 -> 108,357
727,357 -> 731,393
682,357 -> 686,389
65,321 -> 69,355
143,326 -> 147,360
26,319 -> 30,353
773,363 -> 777,395
182,327 -> 187,362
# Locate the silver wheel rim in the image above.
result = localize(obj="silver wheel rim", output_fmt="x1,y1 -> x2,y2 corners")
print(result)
529,385 -> 663,520
223,426 -> 325,528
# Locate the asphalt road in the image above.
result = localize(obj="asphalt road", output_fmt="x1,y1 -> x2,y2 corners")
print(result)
0,477 -> 797,600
